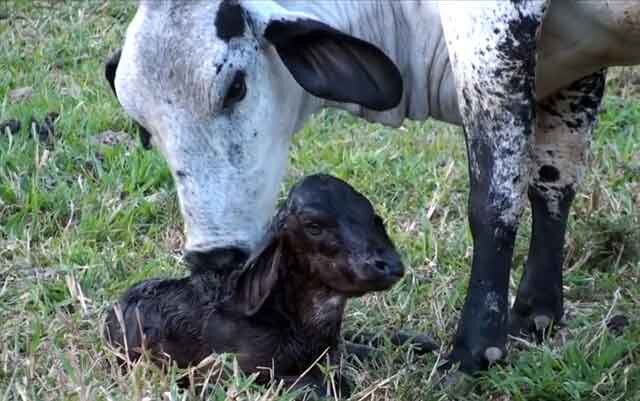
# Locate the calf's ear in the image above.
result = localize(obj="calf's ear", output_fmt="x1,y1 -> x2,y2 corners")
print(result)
234,240 -> 282,316
105,48 -> 122,97
263,19 -> 403,111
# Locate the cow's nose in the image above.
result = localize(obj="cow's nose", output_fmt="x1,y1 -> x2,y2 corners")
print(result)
184,246 -> 249,274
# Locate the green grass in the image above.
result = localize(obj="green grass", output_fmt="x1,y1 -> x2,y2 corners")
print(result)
1,1 -> 639,400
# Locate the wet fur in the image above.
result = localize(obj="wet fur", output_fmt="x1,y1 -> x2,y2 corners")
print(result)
104,174 -> 403,394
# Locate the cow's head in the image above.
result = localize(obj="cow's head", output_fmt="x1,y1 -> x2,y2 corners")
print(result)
106,0 -> 402,269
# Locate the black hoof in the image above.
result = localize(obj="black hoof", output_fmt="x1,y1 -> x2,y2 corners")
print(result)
509,309 -> 561,340
443,345 -> 506,375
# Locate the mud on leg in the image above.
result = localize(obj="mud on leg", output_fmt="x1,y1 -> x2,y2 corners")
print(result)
439,0 -> 549,373
511,70 -> 607,337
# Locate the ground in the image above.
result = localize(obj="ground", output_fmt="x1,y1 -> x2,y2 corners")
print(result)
1,1 -> 639,400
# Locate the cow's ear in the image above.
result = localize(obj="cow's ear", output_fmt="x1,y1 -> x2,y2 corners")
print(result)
263,19 -> 403,111
105,49 -> 122,97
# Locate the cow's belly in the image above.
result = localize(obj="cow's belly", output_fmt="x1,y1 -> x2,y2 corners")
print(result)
536,0 -> 640,100
586,1 -> 640,42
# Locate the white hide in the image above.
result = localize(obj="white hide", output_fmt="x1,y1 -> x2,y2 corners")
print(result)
114,0 -> 640,253
438,1 -> 549,228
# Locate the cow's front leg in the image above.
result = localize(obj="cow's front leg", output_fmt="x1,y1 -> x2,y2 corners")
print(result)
511,70 -> 606,337
439,1 -> 549,373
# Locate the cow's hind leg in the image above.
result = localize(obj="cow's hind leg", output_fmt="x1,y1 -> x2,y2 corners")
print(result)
439,0 -> 548,373
511,70 -> 606,337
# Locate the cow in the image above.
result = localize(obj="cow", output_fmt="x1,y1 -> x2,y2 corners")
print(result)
105,0 -> 640,374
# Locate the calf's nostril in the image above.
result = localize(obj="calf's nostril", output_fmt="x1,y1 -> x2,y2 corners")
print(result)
384,258 -> 405,277
373,260 -> 389,273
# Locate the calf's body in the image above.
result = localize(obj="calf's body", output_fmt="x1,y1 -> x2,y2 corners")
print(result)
105,174 -> 404,393
106,268 -> 345,378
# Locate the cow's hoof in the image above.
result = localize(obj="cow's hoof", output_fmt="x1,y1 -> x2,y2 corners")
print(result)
509,309 -> 561,340
441,344 -> 506,375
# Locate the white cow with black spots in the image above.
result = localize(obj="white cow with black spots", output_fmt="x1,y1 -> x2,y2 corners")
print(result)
106,0 -> 640,373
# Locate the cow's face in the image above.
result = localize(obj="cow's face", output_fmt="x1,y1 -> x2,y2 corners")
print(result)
107,0 -> 402,269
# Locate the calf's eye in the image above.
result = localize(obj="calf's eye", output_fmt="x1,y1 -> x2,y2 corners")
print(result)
305,223 -> 323,237
223,70 -> 247,108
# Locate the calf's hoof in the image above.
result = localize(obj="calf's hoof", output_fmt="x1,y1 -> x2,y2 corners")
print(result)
343,341 -> 379,362
390,331 -> 439,355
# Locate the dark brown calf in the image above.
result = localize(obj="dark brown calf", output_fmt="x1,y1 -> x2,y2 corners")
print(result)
104,174 -> 404,396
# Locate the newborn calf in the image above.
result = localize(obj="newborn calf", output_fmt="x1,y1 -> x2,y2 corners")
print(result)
104,174 -> 404,395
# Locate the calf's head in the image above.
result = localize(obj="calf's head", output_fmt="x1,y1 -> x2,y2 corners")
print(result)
234,174 -> 404,315
106,0 -> 402,268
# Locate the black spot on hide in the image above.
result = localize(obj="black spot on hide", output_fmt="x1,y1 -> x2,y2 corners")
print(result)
564,117 -> 583,129
493,12 -> 541,137
538,165 -> 560,182
215,0 -> 245,42
228,143 -> 243,166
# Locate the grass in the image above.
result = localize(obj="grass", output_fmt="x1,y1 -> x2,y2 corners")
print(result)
1,1 -> 639,400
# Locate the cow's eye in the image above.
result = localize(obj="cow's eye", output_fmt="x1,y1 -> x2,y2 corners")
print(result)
223,70 -> 246,108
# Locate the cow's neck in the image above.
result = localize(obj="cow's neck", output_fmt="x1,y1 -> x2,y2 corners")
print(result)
281,0 -> 461,126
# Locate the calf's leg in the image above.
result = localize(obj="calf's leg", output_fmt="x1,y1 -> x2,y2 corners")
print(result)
344,330 -> 439,357
439,0 -> 549,373
511,70 -> 607,336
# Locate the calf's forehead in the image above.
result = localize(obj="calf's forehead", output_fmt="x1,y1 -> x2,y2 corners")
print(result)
290,176 -> 376,223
